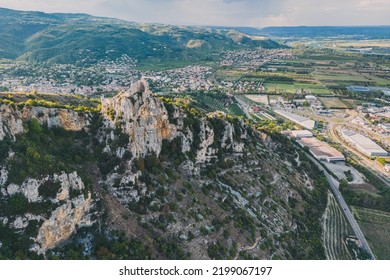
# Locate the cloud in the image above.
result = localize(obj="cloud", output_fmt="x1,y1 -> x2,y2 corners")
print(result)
0,0 -> 389,26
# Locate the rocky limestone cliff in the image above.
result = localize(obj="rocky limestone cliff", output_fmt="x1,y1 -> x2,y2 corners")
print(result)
99,79 -> 244,165
101,79 -> 174,158
34,193 -> 92,254
0,80 -> 331,260
0,171 -> 94,255
0,104 -> 89,140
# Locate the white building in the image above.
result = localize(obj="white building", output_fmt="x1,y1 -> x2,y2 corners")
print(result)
290,130 -> 314,139
379,124 -> 390,134
282,130 -> 314,139
341,130 -> 388,157
305,95 -> 317,102
274,110 -> 316,130
297,137 -> 345,162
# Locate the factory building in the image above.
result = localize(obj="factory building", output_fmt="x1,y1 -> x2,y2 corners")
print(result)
297,137 -> 345,162
305,95 -> 317,102
282,130 -> 313,139
274,110 -> 316,130
341,130 -> 388,157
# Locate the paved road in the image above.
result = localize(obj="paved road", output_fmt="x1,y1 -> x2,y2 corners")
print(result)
234,96 -> 252,118
306,154 -> 376,259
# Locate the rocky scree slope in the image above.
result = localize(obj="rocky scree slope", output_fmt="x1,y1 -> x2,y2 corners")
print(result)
0,80 -> 328,259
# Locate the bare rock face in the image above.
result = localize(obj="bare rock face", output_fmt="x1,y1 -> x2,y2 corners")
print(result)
34,193 -> 92,254
0,104 -> 89,140
221,122 -> 234,150
29,172 -> 93,254
0,166 -> 8,187
22,108 -> 90,131
101,79 -> 174,158
196,119 -> 216,163
7,179 -> 41,203
177,129 -> 193,153
0,105 -> 24,140
1,171 -> 94,255
54,172 -> 86,201
21,179 -> 41,203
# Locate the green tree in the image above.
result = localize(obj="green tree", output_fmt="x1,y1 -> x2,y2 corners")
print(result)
377,157 -> 387,166
29,118 -> 42,134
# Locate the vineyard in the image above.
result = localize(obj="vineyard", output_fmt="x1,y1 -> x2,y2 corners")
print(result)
194,94 -> 227,111
322,191 -> 353,260
192,93 -> 245,116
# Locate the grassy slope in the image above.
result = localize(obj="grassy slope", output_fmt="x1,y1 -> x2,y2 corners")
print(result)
352,206 -> 390,259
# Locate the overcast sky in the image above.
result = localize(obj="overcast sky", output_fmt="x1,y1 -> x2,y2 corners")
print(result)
0,0 -> 389,27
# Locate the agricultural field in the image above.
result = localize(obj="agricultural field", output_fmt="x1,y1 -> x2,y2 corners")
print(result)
322,192 -> 353,260
352,206 -> 390,259
296,49 -> 390,89
323,40 -> 390,56
330,40 -> 390,48
340,99 -> 357,109
227,103 -> 245,117
265,82 -> 329,94
265,59 -> 315,74
192,93 -> 228,111
313,70 -> 390,87
319,98 -> 351,109
245,94 -> 269,104
214,69 -> 245,82
191,92 -> 245,116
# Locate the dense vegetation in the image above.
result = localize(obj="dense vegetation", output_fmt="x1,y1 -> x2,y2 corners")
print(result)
340,162 -> 390,212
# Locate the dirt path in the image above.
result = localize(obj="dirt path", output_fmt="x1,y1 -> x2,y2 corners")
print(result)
234,237 -> 262,260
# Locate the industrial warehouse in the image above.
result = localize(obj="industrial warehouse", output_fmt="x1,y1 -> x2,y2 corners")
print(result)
283,130 -> 345,162
274,110 -> 316,130
297,137 -> 346,162
341,130 -> 388,157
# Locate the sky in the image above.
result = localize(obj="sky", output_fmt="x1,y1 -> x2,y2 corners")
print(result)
0,0 -> 389,27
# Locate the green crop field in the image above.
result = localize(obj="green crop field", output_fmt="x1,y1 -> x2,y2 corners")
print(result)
352,206 -> 390,260
265,82 -> 329,94
193,94 -> 227,111
191,92 -> 245,117
214,69 -> 245,82
227,103 -> 245,116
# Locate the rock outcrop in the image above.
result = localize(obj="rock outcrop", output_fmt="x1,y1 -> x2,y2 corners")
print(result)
1,171 -> 94,255
34,193 -> 92,254
101,79 -> 174,157
0,104 -> 89,140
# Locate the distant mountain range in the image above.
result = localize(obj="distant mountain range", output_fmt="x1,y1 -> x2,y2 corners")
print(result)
2,7 -> 388,66
210,25 -> 390,39
256,26 -> 390,39
0,7 -> 281,66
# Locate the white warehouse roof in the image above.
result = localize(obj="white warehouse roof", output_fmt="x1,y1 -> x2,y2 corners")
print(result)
305,95 -> 317,100
290,130 -> 313,138
342,130 -> 388,157
274,110 -> 316,130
